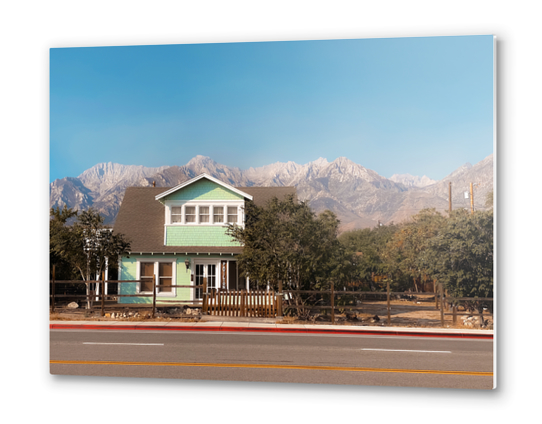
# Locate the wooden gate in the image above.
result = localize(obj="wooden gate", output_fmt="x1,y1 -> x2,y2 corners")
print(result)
203,289 -> 277,318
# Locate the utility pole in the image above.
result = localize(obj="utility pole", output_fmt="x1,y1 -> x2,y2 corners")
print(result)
449,182 -> 452,213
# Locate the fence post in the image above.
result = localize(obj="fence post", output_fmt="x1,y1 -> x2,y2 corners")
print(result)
440,284 -> 444,326
452,302 -> 457,325
435,283 -> 439,310
51,265 -> 56,313
330,282 -> 335,324
202,292 -> 208,315
101,271 -> 105,317
387,279 -> 391,325
277,280 -> 283,319
152,275 -> 156,318
202,278 -> 208,314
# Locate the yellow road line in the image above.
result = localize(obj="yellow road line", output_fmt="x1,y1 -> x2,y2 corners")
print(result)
50,360 -> 492,377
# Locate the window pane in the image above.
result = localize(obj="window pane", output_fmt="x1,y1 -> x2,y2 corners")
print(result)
140,262 -> 154,292
195,264 -> 204,299
214,206 -> 224,223
159,262 -> 172,276
141,278 -> 154,292
160,277 -> 172,292
199,206 -> 209,223
171,207 -> 182,223
227,206 -> 237,223
140,262 -> 154,277
207,265 -> 216,289
185,206 -> 196,222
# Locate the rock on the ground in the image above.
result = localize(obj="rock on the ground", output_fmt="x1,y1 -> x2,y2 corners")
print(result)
67,302 -> 79,309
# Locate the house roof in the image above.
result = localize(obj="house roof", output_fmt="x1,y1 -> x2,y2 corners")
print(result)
113,184 -> 296,254
236,186 -> 297,207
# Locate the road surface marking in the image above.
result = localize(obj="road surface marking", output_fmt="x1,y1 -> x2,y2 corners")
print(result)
50,360 -> 491,376
83,342 -> 164,346
361,348 -> 451,353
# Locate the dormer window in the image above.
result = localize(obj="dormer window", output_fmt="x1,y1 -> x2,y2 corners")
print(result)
227,206 -> 238,223
214,206 -> 224,223
185,206 -> 196,223
199,206 -> 210,223
166,203 -> 243,226
171,207 -> 183,223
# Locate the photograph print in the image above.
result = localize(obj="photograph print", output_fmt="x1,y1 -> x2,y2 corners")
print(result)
49,35 -> 495,389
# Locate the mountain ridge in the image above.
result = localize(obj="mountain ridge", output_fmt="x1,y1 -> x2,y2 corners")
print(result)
50,154 -> 494,231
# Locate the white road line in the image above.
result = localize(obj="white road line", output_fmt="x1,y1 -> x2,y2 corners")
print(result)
83,342 -> 164,346
361,348 -> 451,353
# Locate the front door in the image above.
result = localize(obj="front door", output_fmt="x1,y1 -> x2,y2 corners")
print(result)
194,263 -> 217,299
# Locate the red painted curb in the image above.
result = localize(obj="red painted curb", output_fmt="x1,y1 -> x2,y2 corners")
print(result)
49,323 -> 493,339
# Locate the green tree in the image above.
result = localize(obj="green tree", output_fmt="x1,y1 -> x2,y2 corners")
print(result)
383,208 -> 446,292
50,207 -> 131,308
226,195 -> 356,317
50,205 -> 79,280
424,209 -> 493,312
338,223 -> 399,290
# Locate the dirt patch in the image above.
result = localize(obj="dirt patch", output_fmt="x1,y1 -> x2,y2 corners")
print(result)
50,298 -> 493,329
279,298 -> 493,329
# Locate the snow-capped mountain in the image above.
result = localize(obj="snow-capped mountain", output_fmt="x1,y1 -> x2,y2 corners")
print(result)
50,154 -> 494,231
389,173 -> 437,188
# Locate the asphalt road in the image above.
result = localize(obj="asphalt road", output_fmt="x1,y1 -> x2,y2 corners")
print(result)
50,329 -> 494,389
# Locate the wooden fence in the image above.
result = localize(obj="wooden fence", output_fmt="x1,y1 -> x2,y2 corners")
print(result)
50,266 -> 205,318
279,280 -> 493,326
50,267 -> 492,326
203,289 -> 278,318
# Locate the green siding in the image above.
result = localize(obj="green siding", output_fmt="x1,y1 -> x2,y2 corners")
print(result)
162,179 -> 244,202
118,254 -> 232,305
118,255 -> 193,304
166,226 -> 241,247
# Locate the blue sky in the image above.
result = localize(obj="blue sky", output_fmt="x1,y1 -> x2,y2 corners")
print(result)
50,35 -> 494,182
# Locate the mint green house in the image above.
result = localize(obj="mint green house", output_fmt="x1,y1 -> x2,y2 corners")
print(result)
113,173 -> 295,305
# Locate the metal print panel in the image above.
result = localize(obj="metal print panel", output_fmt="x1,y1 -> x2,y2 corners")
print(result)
49,35 -> 495,389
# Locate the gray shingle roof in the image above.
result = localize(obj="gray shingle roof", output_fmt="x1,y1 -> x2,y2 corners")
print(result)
113,185 -> 296,254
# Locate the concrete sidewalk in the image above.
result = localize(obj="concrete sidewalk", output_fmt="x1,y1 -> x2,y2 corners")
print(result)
49,318 -> 494,339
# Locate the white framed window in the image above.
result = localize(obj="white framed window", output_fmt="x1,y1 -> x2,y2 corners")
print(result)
185,206 -> 196,223
136,258 -> 176,297
171,207 -> 183,223
199,206 -> 210,223
213,206 -> 224,223
165,202 -> 244,226
139,262 -> 155,292
227,206 -> 238,223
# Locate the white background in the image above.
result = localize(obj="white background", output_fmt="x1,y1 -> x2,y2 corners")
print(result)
1,0 -> 538,421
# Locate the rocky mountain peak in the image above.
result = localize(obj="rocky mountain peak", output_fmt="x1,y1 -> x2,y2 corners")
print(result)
50,153 -> 493,229
389,173 -> 437,188
310,157 -> 329,167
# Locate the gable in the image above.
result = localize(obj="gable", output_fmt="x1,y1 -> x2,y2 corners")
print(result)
161,178 -> 244,202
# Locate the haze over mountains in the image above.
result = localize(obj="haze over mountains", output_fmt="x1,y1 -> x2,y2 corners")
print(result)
50,154 -> 494,232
